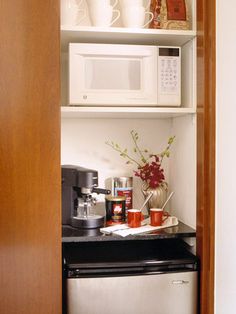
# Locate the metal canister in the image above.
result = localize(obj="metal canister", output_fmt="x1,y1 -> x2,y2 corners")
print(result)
105,195 -> 126,225
112,177 -> 133,212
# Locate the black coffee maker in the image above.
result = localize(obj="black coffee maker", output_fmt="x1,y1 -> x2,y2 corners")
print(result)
62,165 -> 110,229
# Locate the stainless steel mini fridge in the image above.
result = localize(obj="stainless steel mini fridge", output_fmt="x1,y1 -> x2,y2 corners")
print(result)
63,239 -> 198,314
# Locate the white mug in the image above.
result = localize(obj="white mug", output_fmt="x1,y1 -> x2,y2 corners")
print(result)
87,0 -> 118,8
61,0 -> 86,26
89,4 -> 120,27
122,6 -> 153,28
119,0 -> 150,10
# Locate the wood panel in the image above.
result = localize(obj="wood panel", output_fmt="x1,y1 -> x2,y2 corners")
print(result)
0,1 -> 61,313
196,0 -> 216,313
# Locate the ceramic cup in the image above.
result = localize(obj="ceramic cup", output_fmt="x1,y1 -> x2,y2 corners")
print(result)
122,6 -> 153,28
127,209 -> 143,228
61,0 -> 86,26
150,208 -> 169,227
119,0 -> 150,10
87,0 -> 118,8
88,4 -> 120,27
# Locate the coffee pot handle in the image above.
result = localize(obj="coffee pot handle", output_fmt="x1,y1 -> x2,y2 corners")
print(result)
92,187 -> 111,195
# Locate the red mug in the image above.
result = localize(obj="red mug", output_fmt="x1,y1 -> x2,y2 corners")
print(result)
127,209 -> 142,228
150,208 -> 169,226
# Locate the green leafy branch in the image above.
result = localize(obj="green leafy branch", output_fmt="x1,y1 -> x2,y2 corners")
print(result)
105,130 -> 175,168
105,140 -> 142,167
131,130 -> 148,164
157,136 -> 176,164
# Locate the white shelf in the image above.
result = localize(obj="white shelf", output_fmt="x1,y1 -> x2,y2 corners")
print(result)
61,26 -> 196,52
61,106 -> 196,119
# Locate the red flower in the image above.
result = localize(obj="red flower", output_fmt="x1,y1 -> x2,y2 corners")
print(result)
134,155 -> 165,188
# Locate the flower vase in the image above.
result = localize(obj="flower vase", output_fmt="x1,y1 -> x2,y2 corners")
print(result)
142,182 -> 168,212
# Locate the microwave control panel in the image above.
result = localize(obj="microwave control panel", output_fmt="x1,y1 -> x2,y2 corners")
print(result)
157,47 -> 181,106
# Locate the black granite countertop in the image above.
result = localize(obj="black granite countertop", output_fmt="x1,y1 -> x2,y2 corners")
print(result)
62,221 -> 196,243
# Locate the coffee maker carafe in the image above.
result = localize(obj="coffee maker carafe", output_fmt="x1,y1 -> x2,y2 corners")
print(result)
62,165 -> 110,229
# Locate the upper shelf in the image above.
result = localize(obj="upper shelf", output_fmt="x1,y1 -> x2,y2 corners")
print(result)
61,106 -> 196,119
61,26 -> 196,52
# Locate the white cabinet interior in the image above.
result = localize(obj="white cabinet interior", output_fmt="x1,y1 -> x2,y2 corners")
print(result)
61,33 -> 196,116
61,115 -> 196,229
60,0 -> 197,229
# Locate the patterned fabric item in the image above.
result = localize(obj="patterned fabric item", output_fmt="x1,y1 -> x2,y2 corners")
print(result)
149,0 -> 191,30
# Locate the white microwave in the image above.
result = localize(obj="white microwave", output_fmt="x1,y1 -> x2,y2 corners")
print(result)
69,43 -> 181,107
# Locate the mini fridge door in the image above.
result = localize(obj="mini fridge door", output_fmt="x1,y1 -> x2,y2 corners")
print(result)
67,271 -> 197,314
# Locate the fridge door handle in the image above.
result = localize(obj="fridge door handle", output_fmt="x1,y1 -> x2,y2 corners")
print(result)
172,280 -> 190,285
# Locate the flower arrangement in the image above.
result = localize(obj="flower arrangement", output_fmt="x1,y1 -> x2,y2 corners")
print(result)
106,130 -> 175,189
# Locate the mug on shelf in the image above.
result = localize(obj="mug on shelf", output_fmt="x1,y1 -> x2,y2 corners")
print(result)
119,0 -> 151,10
87,0 -> 118,8
127,209 -> 143,228
122,6 -> 153,28
150,208 -> 169,227
88,4 -> 120,27
61,0 -> 86,26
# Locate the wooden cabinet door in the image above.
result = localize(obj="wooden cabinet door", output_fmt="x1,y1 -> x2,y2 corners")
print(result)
197,0 -> 216,313
0,1 -> 61,314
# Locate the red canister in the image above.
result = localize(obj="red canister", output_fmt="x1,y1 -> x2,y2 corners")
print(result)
105,195 -> 126,226
112,177 -> 133,212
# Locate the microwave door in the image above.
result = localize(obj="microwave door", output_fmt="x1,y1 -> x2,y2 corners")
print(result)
69,43 -> 157,106
85,58 -> 141,91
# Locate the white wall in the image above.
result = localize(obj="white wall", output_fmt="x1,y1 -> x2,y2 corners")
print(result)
61,116 -> 196,226
215,0 -> 236,312
170,115 -> 196,228
61,118 -> 172,210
